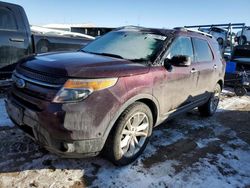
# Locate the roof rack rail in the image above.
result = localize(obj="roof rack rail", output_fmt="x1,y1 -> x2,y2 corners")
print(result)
174,27 -> 213,38
184,23 -> 245,29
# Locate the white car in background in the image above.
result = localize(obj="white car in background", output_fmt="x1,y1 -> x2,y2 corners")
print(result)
199,27 -> 227,45
236,27 -> 250,45
31,25 -> 95,40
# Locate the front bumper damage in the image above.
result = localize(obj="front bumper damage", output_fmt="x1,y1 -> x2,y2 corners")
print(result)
5,96 -> 104,158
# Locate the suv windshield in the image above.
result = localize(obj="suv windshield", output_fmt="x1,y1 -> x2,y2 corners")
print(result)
82,30 -> 166,62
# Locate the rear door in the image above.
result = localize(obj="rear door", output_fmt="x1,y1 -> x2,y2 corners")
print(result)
0,3 -> 30,79
191,37 -> 216,99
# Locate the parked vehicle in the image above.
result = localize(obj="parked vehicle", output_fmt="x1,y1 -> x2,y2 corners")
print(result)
6,26 -> 225,165
0,1 -> 93,87
199,27 -> 226,45
236,27 -> 250,45
225,45 -> 250,95
31,25 -> 95,40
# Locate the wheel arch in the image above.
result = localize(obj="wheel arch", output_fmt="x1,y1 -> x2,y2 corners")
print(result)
217,79 -> 224,90
36,39 -> 50,53
101,94 -> 160,150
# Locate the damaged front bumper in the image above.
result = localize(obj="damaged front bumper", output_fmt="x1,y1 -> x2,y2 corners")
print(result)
5,96 -> 104,158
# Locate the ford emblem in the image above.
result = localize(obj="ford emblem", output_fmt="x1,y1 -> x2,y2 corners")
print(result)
15,78 -> 26,88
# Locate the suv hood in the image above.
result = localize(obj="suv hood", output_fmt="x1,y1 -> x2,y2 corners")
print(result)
19,52 -> 150,78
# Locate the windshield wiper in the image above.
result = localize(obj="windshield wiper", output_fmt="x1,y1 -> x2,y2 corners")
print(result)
95,53 -> 125,59
129,58 -> 148,62
80,50 -> 125,60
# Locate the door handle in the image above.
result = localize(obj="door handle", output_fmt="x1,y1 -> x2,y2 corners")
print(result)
213,64 -> 217,69
190,68 -> 198,74
9,38 -> 25,42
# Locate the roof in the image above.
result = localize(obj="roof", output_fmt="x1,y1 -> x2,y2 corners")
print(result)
115,26 -> 215,41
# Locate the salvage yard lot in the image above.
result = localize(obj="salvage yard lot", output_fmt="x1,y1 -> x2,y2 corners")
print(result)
0,89 -> 250,188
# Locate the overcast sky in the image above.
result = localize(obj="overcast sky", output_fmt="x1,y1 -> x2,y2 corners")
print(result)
6,0 -> 250,28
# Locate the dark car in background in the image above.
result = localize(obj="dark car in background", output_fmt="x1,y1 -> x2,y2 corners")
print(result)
6,26 -> 225,165
0,1 -> 93,87
225,45 -> 250,95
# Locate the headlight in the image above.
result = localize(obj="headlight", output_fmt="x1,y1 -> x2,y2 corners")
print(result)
53,78 -> 118,103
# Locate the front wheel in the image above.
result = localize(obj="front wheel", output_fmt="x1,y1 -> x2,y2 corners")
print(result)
103,102 -> 153,166
198,83 -> 221,116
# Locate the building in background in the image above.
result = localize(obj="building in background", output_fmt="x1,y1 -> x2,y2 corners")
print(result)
43,24 -> 114,37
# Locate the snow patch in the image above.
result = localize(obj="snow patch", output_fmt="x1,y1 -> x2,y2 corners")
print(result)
0,98 -> 13,127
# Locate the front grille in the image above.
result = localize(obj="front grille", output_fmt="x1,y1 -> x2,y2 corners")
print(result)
12,92 -> 42,111
16,65 -> 67,85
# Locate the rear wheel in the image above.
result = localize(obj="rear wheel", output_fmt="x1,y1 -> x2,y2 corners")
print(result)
198,83 -> 221,116
103,102 -> 153,166
234,86 -> 247,96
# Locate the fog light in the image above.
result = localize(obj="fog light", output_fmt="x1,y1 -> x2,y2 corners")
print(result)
61,142 -> 75,152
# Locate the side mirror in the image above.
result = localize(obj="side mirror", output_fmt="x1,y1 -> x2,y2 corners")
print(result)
164,55 -> 191,69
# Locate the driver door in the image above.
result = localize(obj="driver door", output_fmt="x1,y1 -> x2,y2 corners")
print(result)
153,36 -> 199,115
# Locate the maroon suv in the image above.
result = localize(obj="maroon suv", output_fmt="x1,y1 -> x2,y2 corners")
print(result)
6,26 -> 225,165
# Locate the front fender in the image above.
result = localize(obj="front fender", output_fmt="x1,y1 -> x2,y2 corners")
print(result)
100,93 -> 160,149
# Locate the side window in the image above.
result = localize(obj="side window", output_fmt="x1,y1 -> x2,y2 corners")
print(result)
0,7 -> 18,30
166,36 -> 194,61
193,38 -> 213,62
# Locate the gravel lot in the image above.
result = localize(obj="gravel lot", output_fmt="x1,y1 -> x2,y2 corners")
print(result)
0,89 -> 249,188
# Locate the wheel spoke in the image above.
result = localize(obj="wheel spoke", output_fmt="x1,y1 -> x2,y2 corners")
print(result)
134,136 -> 139,146
126,120 -> 132,130
131,114 -> 140,127
122,129 -> 131,135
136,123 -> 148,132
129,138 -> 136,154
135,131 -> 147,137
120,135 -> 131,148
137,113 -> 146,126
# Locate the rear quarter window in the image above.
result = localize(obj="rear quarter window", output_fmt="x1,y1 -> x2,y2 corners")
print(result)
0,7 -> 18,30
193,38 -> 213,62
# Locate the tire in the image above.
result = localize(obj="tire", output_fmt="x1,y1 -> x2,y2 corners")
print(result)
198,83 -> 221,117
234,86 -> 247,96
37,40 -> 49,53
217,38 -> 224,46
103,102 -> 153,166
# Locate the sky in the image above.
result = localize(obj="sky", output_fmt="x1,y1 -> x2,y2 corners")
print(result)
5,0 -> 250,28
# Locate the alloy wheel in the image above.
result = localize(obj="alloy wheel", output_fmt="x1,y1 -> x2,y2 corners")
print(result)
119,112 -> 149,158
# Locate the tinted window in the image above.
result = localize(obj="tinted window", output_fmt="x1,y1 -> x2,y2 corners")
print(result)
0,7 -> 17,30
167,36 -> 194,60
193,38 -> 213,62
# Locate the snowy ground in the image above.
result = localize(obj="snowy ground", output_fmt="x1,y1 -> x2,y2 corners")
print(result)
0,89 -> 249,188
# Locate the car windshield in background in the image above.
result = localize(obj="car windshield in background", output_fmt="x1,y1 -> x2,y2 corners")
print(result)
82,30 -> 166,62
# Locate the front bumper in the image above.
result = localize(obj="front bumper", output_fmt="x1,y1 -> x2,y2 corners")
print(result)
5,94 -> 105,157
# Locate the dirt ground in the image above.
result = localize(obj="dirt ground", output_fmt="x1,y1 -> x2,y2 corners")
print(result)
0,88 -> 249,188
